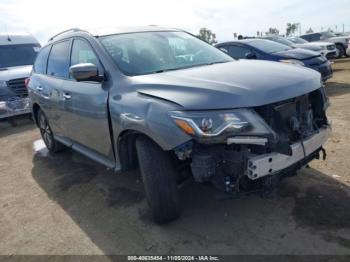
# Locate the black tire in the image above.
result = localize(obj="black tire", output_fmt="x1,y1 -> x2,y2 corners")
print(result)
335,44 -> 345,58
37,109 -> 66,153
136,136 -> 180,224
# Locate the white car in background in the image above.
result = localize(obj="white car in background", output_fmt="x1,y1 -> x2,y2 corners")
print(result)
288,37 -> 337,59
0,33 -> 40,119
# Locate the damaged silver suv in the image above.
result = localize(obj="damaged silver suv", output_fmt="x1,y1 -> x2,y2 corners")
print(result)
29,27 -> 330,224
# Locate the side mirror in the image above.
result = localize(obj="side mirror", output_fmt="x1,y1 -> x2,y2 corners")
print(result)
245,52 -> 256,59
69,63 -> 104,82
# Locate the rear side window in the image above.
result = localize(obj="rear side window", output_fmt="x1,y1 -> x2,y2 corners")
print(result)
228,45 -> 251,59
33,45 -> 51,74
47,41 -> 70,78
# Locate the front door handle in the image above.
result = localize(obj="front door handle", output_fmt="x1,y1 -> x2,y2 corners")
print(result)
63,93 -> 71,100
36,86 -> 43,91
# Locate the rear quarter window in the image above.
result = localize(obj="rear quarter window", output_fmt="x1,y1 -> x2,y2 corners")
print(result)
33,45 -> 51,74
47,40 -> 71,78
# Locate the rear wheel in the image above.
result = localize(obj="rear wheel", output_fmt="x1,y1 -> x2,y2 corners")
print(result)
37,109 -> 66,153
136,136 -> 180,224
335,44 -> 345,58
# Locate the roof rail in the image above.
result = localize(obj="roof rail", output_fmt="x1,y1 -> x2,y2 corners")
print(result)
48,28 -> 89,41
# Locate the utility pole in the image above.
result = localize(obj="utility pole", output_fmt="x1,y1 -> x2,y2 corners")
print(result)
343,24 -> 345,33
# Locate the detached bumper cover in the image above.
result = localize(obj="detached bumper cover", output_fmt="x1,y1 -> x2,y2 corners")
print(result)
0,97 -> 30,119
247,127 -> 330,180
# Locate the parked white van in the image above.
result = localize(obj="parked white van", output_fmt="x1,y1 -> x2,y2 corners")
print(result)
0,33 -> 40,119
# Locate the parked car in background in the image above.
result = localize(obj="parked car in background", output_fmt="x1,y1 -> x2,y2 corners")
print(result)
263,36 -> 324,56
300,31 -> 349,58
29,27 -> 330,224
286,36 -> 337,59
216,39 -> 333,81
0,33 -> 40,119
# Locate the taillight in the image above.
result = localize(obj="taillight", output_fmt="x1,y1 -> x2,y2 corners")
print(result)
24,78 -> 30,88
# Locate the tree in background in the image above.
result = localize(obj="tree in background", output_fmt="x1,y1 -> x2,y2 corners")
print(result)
286,23 -> 298,36
266,27 -> 279,35
306,27 -> 314,34
197,28 -> 217,45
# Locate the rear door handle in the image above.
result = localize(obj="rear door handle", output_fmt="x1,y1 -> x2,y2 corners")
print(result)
63,93 -> 71,100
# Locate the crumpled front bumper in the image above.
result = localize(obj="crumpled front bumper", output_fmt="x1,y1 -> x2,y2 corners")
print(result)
0,97 -> 31,119
247,126 -> 331,180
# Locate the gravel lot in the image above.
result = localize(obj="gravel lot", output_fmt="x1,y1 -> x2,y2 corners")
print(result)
1,58 -> 350,255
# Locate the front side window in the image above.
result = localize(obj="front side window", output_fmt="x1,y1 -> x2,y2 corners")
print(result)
308,34 -> 321,41
248,39 -> 292,53
228,45 -> 252,59
33,45 -> 51,74
99,31 -> 233,76
70,39 -> 101,79
47,40 -> 70,78
0,44 -> 40,68
71,39 -> 99,67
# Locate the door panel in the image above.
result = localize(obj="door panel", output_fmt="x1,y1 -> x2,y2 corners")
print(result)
45,40 -> 72,138
61,38 -> 115,165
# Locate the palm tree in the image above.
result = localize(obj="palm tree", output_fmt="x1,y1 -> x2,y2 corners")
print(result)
286,23 -> 298,36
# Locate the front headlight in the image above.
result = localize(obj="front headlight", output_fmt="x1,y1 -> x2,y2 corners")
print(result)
280,59 -> 305,67
169,109 -> 250,138
0,80 -> 7,88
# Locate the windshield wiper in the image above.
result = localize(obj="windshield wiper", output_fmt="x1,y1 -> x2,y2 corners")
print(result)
151,61 -> 230,74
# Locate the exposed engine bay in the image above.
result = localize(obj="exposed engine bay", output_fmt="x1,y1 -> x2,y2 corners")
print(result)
175,87 -> 330,197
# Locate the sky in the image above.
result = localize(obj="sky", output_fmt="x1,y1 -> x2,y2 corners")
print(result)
0,0 -> 349,44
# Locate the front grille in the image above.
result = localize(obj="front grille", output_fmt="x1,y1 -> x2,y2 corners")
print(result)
7,78 -> 28,97
327,45 -> 335,50
254,88 -> 328,144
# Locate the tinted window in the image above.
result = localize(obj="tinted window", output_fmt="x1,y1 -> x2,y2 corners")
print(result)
99,31 -> 232,76
47,41 -> 70,78
248,39 -> 291,53
302,34 -> 321,42
228,45 -> 252,59
33,45 -> 51,74
0,44 -> 40,68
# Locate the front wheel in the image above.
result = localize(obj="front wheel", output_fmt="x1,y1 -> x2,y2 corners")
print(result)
37,109 -> 66,153
136,136 -> 180,224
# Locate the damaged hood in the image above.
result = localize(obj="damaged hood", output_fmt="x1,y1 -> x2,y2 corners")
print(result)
132,60 -> 321,110
0,65 -> 32,81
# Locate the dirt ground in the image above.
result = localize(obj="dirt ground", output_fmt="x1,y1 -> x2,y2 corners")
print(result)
1,58 -> 350,255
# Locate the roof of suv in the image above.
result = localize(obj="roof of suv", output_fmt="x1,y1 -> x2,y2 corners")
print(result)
0,33 -> 40,46
48,26 -> 183,43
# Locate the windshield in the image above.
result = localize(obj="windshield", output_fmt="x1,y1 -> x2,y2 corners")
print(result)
272,37 -> 295,46
0,44 -> 40,68
99,31 -> 233,76
289,37 -> 308,44
248,39 -> 292,53
322,31 -> 336,38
